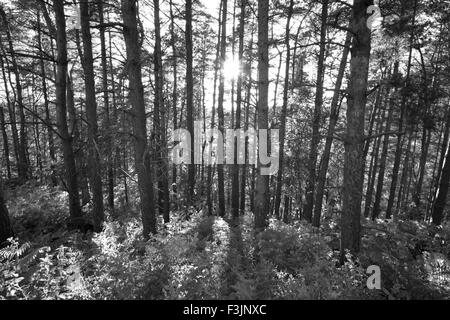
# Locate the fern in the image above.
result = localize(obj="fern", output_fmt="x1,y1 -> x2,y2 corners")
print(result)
0,239 -> 31,262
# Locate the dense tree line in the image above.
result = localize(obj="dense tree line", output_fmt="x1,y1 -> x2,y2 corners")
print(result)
0,0 -> 450,264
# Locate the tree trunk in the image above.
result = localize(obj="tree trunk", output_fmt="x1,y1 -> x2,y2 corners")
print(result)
185,0 -> 196,205
341,0 -> 372,260
433,135 -> 450,225
254,0 -> 269,231
303,0 -> 328,222
169,0 -> 178,200
207,0 -> 223,216
0,52 -> 19,175
241,26 -> 255,214
217,0 -> 228,217
153,0 -> 170,223
364,98 -> 385,218
98,0 -> 115,213
231,0 -> 246,219
372,85 -> 396,220
386,0 -> 417,219
53,0 -> 83,225
313,30 -> 351,227
121,0 -> 157,238
274,0 -> 294,221
37,9 -> 55,165
80,0 -> 104,232
413,126 -> 431,207
0,104 -> 11,180
0,177 -> 13,246
0,7 -> 29,181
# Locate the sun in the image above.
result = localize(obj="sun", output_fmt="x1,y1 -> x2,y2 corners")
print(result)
223,56 -> 241,81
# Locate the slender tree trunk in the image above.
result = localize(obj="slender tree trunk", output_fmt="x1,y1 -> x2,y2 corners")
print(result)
313,30 -> 351,227
413,126 -> 431,207
240,26 -> 255,214
0,8 -> 29,181
98,0 -> 115,213
0,177 -> 13,245
231,0 -> 246,219
254,0 -> 269,231
386,0 -> 417,219
341,0 -> 372,260
37,9 -> 55,165
207,0 -> 223,216
364,100 -> 385,218
303,0 -> 328,222
0,52 -> 19,174
274,0 -> 294,220
153,0 -> 170,223
436,105 -> 450,190
217,0 -> 228,217
121,0 -> 157,238
53,0 -> 83,226
185,0 -> 195,205
80,0 -> 104,232
426,120 -> 445,221
432,133 -> 450,225
373,84 -> 396,220
169,0 -> 178,201
397,125 -> 413,215
0,105 -> 11,180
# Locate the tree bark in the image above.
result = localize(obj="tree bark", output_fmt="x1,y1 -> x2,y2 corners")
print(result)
0,104 -> 11,180
313,30 -> 351,227
80,0 -> 104,232
153,0 -> 170,223
98,0 -> 115,213
121,0 -> 157,238
303,0 -> 328,222
254,0 -> 269,232
0,7 -> 29,181
372,85 -> 396,220
217,0 -> 228,217
53,0 -> 83,225
433,133 -> 450,225
274,0 -> 294,221
0,177 -> 13,246
185,0 -> 196,205
341,0 -> 372,260
386,0 -> 417,219
231,0 -> 246,219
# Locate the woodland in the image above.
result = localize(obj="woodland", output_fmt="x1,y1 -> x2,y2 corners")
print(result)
1,0 -> 450,300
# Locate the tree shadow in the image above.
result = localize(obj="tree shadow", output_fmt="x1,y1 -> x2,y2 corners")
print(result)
220,217 -> 247,299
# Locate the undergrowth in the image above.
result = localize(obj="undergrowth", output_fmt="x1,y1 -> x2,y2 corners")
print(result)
1,184 -> 450,300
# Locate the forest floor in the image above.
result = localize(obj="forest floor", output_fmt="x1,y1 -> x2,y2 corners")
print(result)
1,182 -> 450,300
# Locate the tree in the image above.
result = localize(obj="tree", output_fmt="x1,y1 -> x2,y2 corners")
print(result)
303,0 -> 329,223
313,30 -> 352,227
341,0 -> 372,260
231,0 -> 246,219
186,0 -> 195,205
153,0 -> 170,223
254,0 -> 269,232
386,0 -> 418,219
53,0 -> 83,227
0,177 -> 13,245
121,0 -> 156,238
216,0 -> 228,217
80,0 -> 104,232
432,118 -> 450,225
98,0 -> 115,213
0,6 -> 29,181
274,0 -> 294,221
